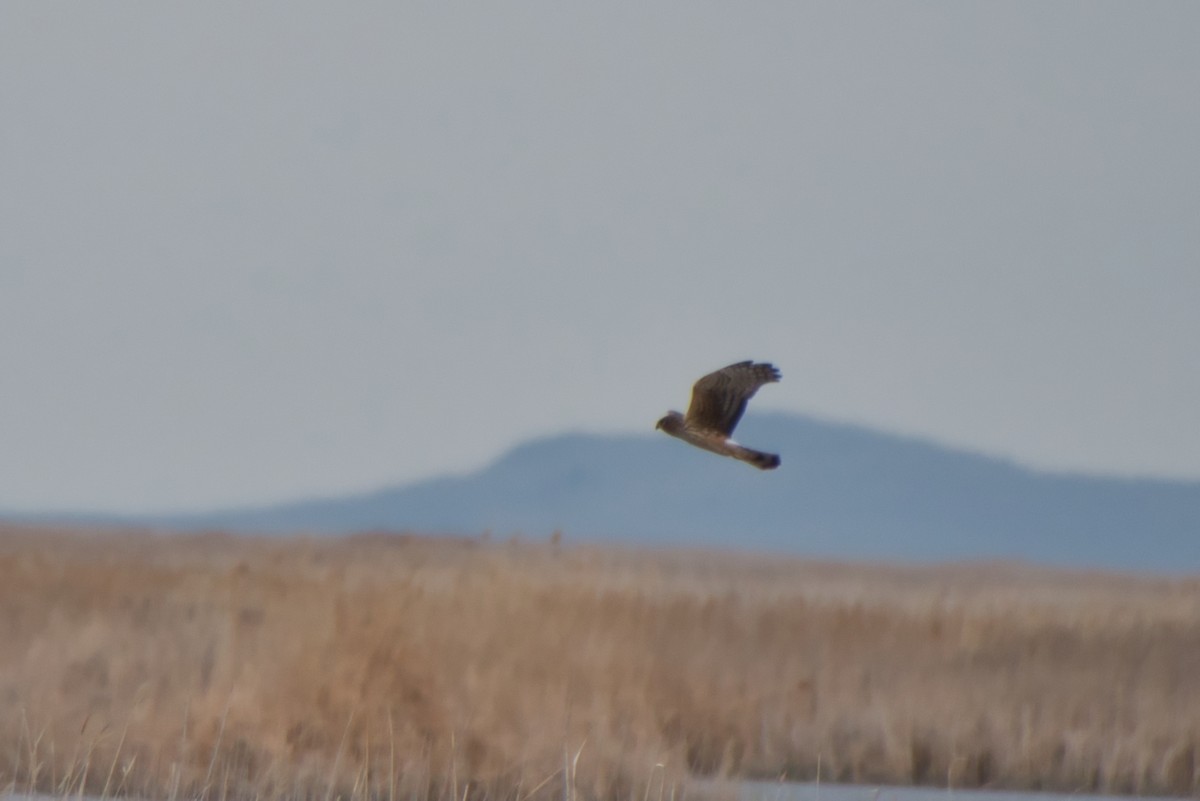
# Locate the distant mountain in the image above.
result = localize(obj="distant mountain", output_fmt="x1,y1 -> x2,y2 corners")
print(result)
117,413 -> 1200,572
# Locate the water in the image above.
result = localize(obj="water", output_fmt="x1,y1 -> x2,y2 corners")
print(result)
736,782 -> 1190,801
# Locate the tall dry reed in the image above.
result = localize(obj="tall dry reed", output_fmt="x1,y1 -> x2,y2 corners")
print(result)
1,524 -> 1197,800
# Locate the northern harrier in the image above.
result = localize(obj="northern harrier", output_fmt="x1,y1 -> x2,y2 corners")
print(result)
655,361 -> 781,470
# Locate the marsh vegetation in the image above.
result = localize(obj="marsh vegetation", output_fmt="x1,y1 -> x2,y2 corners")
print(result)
1,525 -> 1197,800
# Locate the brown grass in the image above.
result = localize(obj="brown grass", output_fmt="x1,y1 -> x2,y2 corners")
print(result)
1,523 -> 1198,800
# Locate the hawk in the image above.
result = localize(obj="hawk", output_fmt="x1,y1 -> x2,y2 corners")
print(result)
655,360 -> 782,470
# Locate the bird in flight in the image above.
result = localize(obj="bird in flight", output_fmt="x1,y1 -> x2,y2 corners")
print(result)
655,361 -> 781,470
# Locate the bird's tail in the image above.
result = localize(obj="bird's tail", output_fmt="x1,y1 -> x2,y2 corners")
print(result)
734,446 -> 781,470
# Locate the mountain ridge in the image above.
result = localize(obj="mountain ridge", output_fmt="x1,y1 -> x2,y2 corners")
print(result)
12,412 -> 1189,573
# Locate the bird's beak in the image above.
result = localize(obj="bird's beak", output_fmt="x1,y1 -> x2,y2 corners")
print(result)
654,419 -> 663,430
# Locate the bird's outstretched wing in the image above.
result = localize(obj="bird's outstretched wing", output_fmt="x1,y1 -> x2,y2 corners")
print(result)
685,361 -> 781,436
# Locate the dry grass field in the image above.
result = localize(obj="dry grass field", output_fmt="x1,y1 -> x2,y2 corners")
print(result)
1,523 -> 1198,801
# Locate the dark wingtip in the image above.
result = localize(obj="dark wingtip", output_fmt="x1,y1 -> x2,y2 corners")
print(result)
759,453 -> 781,470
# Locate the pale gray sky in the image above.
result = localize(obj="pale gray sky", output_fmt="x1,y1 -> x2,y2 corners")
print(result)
2,2 -> 1198,514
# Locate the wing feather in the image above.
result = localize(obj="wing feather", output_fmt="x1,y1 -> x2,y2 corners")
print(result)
684,361 -> 781,436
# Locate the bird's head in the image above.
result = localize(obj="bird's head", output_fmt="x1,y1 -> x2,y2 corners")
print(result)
656,411 -> 685,434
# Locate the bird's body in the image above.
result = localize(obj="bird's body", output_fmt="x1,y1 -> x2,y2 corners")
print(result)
656,361 -> 781,470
